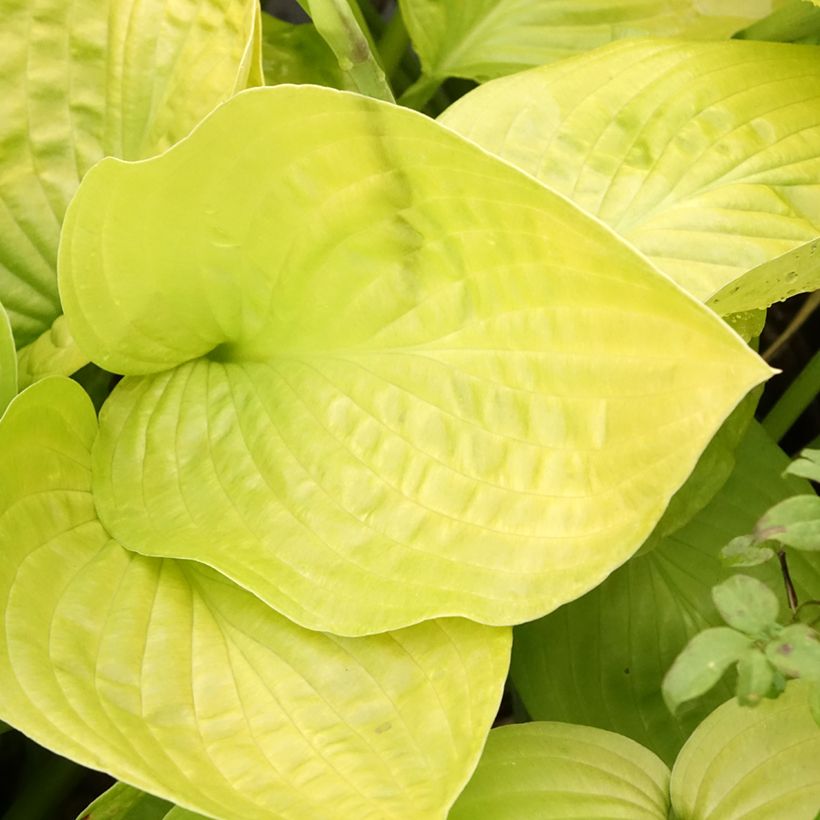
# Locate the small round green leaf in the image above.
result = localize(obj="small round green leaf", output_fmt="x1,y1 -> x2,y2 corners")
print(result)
449,723 -> 670,820
671,681 -> 820,819
721,535 -> 776,568
736,649 -> 776,706
766,623 -> 820,680
663,628 -> 752,713
786,449 -> 820,483
711,575 -> 780,634
758,495 -> 820,550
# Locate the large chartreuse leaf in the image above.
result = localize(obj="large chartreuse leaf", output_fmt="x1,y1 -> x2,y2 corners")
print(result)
670,681 -> 820,818
510,422 -> 820,764
440,39 -> 820,304
0,299 -> 15,415
400,0 -> 787,87
0,0 -> 259,354
448,722 -> 671,820
59,85 -> 770,636
0,378 -> 509,820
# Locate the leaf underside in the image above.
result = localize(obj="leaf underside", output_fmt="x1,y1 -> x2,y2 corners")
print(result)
0,378 -> 510,820
59,85 -> 770,635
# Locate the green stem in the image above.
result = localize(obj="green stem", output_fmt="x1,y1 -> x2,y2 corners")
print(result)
763,290 -> 820,361
778,549 -> 799,615
297,0 -> 394,102
762,348 -> 820,441
377,7 -> 409,80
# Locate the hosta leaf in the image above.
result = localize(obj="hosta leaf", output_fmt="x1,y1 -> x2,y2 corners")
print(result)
758,495 -> 820,549
0,300 -> 15,415
662,627 -> 752,713
670,681 -> 820,819
766,623 -> 820,679
0,0 -> 259,349
15,316 -> 87,390
401,0 -> 786,84
449,723 -> 670,820
711,574 -> 780,634
78,783 -> 173,820
59,85 -> 769,636
510,422 -> 819,764
638,388 -> 759,555
0,378 -> 510,820
260,12 -> 345,88
440,39 -> 820,304
707,238 -> 820,316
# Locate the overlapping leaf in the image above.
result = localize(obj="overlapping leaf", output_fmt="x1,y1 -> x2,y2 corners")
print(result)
671,681 -> 820,818
450,684 -> 820,819
60,85 -> 770,636
449,723 -> 671,820
260,12 -> 345,89
400,0 -> 787,86
0,378 -> 510,820
440,39 -> 820,304
510,422 -> 820,763
0,0 -> 259,353
0,299 -> 15,414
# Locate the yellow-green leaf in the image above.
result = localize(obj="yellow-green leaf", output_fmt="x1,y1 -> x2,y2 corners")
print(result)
440,39 -> 820,304
59,85 -> 770,636
670,681 -> 820,818
0,378 -> 510,820
0,0 -> 259,349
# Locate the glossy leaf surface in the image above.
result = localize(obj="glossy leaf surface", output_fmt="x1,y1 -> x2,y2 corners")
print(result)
0,0 -> 259,348
59,85 -> 769,635
670,681 -> 820,819
0,378 -> 510,820
401,0 -> 785,83
510,422 -> 820,763
449,722 -> 669,820
440,39 -> 820,303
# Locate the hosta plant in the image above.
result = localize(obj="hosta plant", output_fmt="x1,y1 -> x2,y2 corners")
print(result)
0,0 -> 818,818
